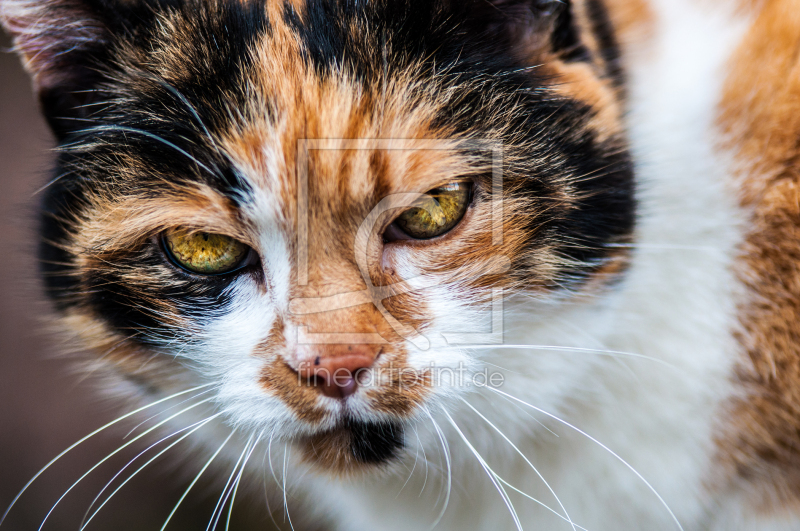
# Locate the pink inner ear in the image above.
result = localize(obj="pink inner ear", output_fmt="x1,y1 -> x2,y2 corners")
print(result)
0,0 -> 105,91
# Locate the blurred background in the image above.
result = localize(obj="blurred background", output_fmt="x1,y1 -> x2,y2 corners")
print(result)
0,29 -> 281,531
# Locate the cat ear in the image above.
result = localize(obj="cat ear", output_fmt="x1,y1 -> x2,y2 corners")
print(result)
0,0 -> 112,91
464,0 -> 587,61
0,0 -> 120,137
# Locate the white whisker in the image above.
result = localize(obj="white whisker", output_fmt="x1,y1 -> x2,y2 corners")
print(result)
151,76 -> 225,158
604,243 -> 721,253
226,431 -> 263,531
160,431 -> 235,531
206,435 -> 252,531
81,414 -> 221,530
486,387 -> 684,531
282,444 -> 296,531
37,397 -> 216,531
0,384 -> 212,528
443,410 -> 523,531
210,434 -> 257,531
411,424 -> 430,498
458,344 -> 677,369
396,428 -> 420,498
460,398 -> 576,531
31,170 -> 73,196
81,407 -> 214,528
124,387 -> 216,439
262,442 -> 281,531
263,429 -> 287,531
66,125 -> 219,179
267,430 -> 282,488
422,407 -> 452,529
496,478 -> 591,531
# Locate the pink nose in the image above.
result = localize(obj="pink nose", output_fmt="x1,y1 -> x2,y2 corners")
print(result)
293,345 -> 381,399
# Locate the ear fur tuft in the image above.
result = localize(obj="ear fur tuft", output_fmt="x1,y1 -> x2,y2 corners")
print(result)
0,0 -> 106,91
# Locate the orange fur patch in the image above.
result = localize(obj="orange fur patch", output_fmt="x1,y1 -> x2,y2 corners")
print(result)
716,0 -> 800,511
542,59 -> 624,143
603,0 -> 654,43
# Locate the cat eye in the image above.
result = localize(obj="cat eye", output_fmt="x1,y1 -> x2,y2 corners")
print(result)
162,229 -> 251,275
389,182 -> 472,240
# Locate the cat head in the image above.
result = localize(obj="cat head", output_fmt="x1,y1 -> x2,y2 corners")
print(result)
2,0 -> 634,473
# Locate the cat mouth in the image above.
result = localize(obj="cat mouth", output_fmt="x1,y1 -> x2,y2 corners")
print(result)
297,416 -> 404,472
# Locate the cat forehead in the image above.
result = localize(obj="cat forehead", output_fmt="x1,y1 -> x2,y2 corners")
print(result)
215,35 -> 469,203
101,1 -> 515,218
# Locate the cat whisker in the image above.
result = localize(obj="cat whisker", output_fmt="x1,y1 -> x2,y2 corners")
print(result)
81,405 -> 216,527
396,430 -> 420,499
225,431 -> 263,531
282,444 -> 296,531
72,97 -> 113,110
124,387 -> 217,439
512,63 -> 545,74
66,125 -> 221,179
206,434 -> 254,531
149,76 -> 225,159
211,433 -> 261,531
485,386 -> 685,531
411,424 -> 430,498
422,407 -> 452,529
160,431 -> 235,531
31,170 -> 74,196
456,344 -> 678,370
493,392 -> 560,438
81,413 -> 221,530
460,398 -> 576,531
496,478 -> 591,531
0,383 -> 213,528
263,431 -> 283,531
37,396 -> 217,531
604,242 -> 723,253
443,410 -> 523,531
267,429 -> 282,488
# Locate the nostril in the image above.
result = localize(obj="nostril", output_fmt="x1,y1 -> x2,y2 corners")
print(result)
293,350 -> 378,399
333,372 -> 358,398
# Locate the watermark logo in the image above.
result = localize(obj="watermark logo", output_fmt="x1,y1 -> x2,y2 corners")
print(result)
295,360 -> 506,390
292,138 -> 507,350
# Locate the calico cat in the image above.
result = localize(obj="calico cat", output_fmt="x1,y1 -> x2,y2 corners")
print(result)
2,0 -> 800,529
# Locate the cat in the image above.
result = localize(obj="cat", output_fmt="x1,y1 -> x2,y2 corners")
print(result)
2,0 -> 800,529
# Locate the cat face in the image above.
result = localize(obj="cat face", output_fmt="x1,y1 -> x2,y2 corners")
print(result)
2,0 -> 633,473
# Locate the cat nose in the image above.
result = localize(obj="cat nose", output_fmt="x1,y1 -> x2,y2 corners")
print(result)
292,344 -> 382,399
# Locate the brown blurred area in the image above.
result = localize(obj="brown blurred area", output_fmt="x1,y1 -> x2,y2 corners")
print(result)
0,30 -> 284,531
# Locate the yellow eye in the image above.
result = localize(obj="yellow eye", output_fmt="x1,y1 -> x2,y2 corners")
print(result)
394,182 -> 472,239
163,229 -> 250,275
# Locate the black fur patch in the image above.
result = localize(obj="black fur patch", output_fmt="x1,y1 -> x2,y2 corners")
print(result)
38,0 -> 269,339
585,0 -> 625,87
346,418 -> 405,464
550,0 -> 594,63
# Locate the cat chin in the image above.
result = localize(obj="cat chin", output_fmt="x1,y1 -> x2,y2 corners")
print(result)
295,416 -> 405,475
